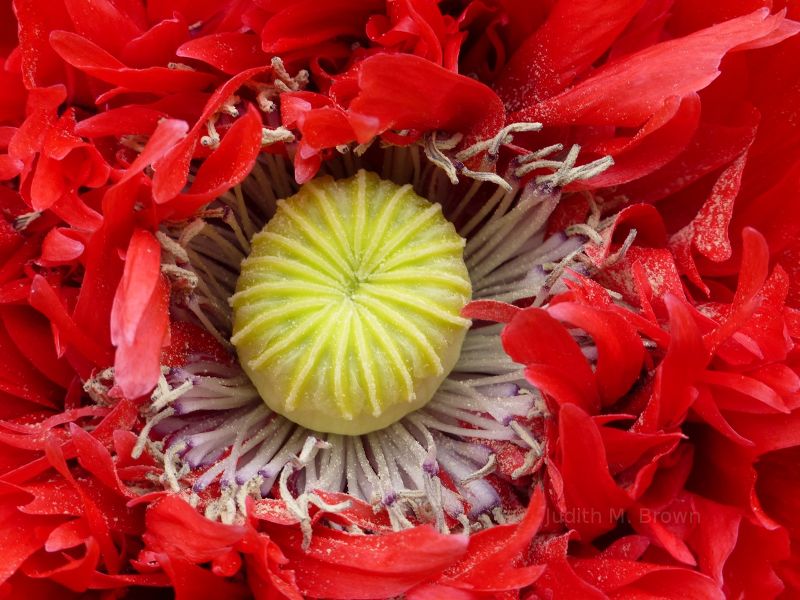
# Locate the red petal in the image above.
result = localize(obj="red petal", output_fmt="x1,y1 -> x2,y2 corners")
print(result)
724,410 -> 800,454
693,152 -> 748,262
301,491 -> 393,532
529,532 -> 607,598
45,518 -> 89,552
186,107 -> 262,195
242,531 -> 302,600
29,275 -> 113,368
495,0 -> 646,108
145,0 -> 227,24
669,0 -> 778,35
18,478 -> 82,516
110,230 -> 161,348
755,445 -> 800,540
721,519 -> 787,598
158,554 -> 251,600
8,86 -> 65,162
0,503 -> 63,586
272,524 -> 468,599
406,584 -> 477,600
43,440 -> 122,574
548,303 -> 645,404
605,0 -> 673,59
40,228 -> 86,264
13,0 -> 72,88
70,424 -> 133,498
160,107 -> 263,219
686,494 -> 741,585
50,31 -> 217,95
629,503 -> 697,566
571,556 -> 723,598
71,227 -> 124,367
586,204 -> 668,264
144,495 -> 246,564
0,155 -> 23,180
259,0 -> 383,54
108,230 -> 170,398
639,296 -> 706,430
211,549 -> 242,578
518,9 -> 800,127
443,487 -> 546,591
152,66 -> 271,203
669,141 -> 754,292
0,74 -> 25,129
620,109 -> 758,204
113,275 -> 169,399
594,247 -> 684,308
579,93 -> 702,188
736,151 -> 800,260
703,227 -> 770,352
62,0 -> 143,55
75,106 -> 173,138
295,105 -> 356,152
557,403 -> 632,539
349,53 -> 504,143
599,424 -> 682,476
461,299 -> 520,323
292,152 -> 322,187
178,32 -> 268,75
48,191 -> 102,233
151,135 -> 195,204
88,573 -> 170,590
1,305 -> 73,388
121,16 -> 189,69
691,387 -> 754,447
600,535 -> 650,561
502,307 -> 598,411
702,371 -> 788,414
121,118 -> 189,184
29,154 -> 68,211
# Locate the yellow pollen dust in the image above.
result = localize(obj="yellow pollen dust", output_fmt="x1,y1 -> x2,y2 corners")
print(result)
230,170 -> 472,435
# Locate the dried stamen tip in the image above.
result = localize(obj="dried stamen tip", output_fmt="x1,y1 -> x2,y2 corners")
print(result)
231,170 -> 472,434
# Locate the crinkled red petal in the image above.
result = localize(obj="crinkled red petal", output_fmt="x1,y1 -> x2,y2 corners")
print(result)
269,524 -> 468,600
348,53 -> 504,143
502,307 -> 598,411
178,32 -> 268,75
548,303 -> 645,405
517,9 -> 800,127
556,403 -> 633,539
144,495 -> 246,564
495,0 -> 646,108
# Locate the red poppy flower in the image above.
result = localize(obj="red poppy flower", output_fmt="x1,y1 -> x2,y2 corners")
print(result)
1,1 -> 799,599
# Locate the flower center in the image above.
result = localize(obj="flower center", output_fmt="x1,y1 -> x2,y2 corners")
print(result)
231,170 -> 472,435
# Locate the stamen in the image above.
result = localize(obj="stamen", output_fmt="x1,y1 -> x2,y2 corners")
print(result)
460,454 -> 497,484
152,373 -> 192,412
567,222 -> 605,245
12,211 -> 42,231
423,133 -> 459,184
455,122 -> 542,163
132,408 -> 175,459
200,118 -> 221,149
261,127 -> 295,146
602,228 -> 638,268
163,440 -> 187,492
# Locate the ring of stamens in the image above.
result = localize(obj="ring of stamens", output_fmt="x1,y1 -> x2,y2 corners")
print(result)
119,126 -> 616,542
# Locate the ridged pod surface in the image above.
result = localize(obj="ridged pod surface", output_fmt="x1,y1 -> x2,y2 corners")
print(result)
231,170 -> 472,434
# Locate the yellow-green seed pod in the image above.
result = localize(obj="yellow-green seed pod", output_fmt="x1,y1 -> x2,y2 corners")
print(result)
231,170 -> 472,435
